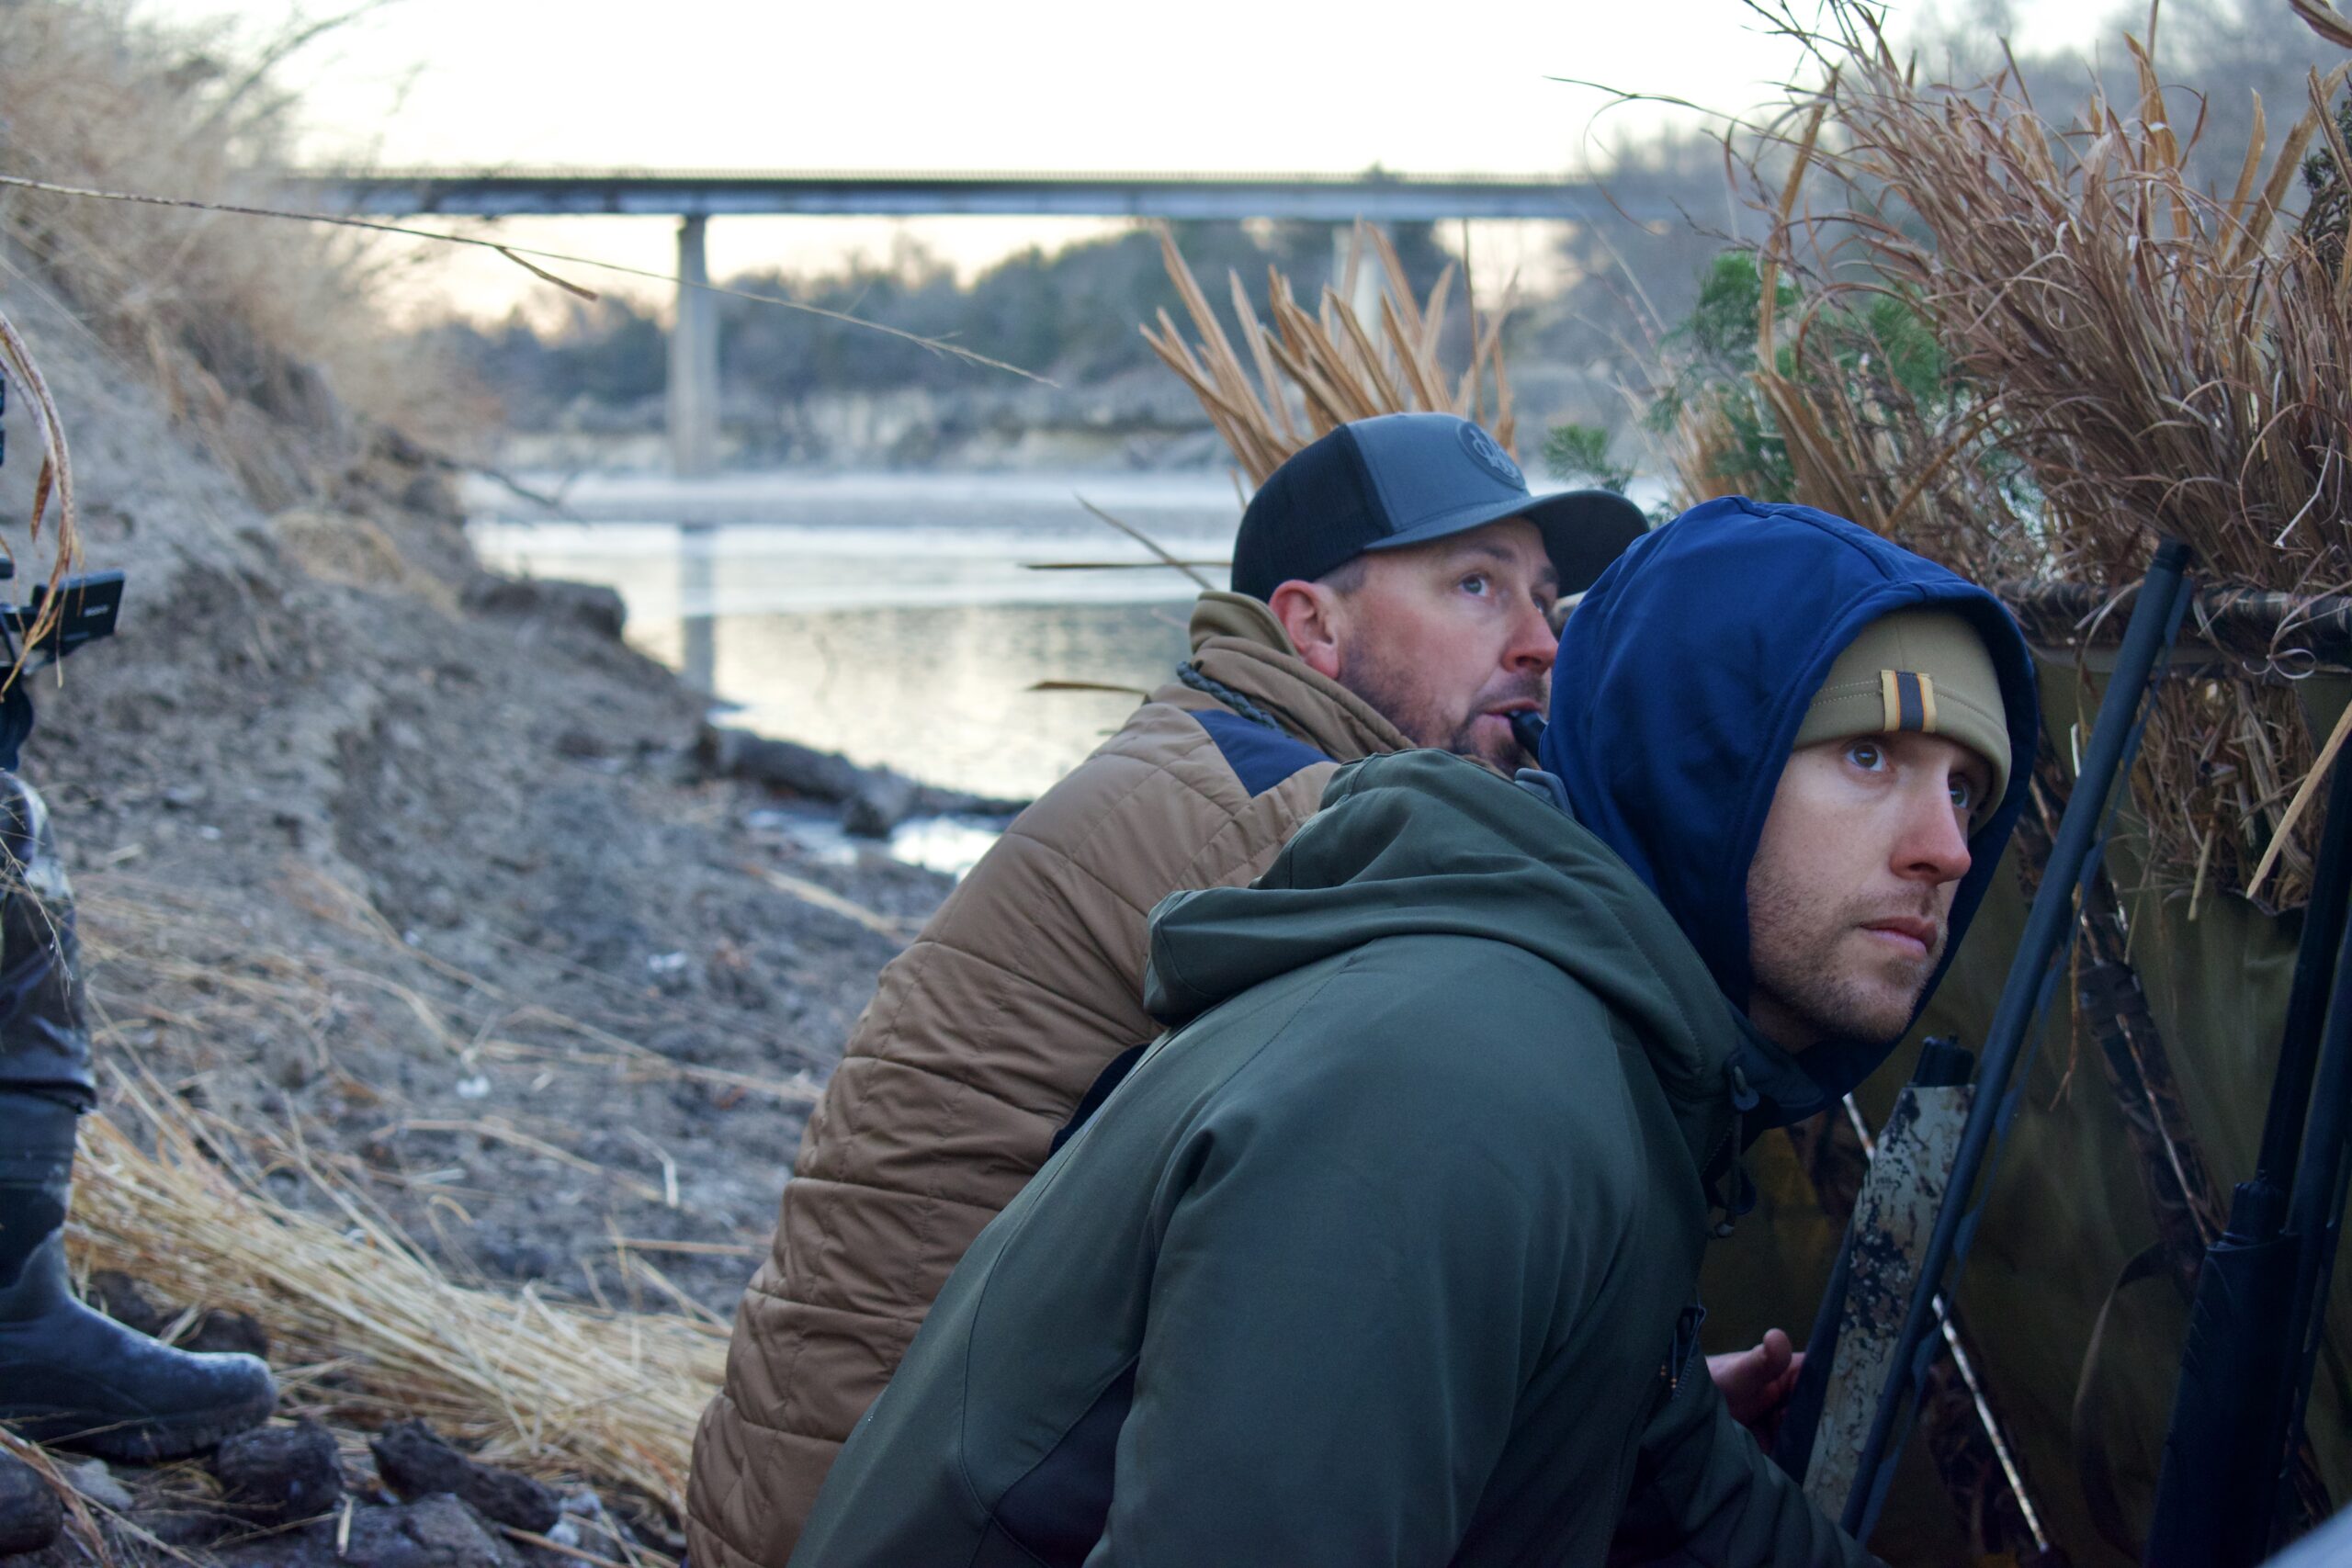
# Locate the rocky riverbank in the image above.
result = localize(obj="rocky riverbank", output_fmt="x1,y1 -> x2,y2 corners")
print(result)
488,362 -> 1612,476
494,364 -> 1227,474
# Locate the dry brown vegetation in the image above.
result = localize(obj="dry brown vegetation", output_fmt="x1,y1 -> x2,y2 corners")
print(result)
73,1077 -> 724,1519
1142,221 -> 1521,484
1663,0 -> 2352,908
0,4 -> 749,1542
47,854 -> 792,1553
0,1 -> 489,502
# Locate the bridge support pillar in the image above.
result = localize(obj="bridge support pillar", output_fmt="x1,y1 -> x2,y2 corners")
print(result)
669,215 -> 720,479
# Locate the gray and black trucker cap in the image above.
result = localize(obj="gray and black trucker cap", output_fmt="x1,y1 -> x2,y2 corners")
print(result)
1230,412 -> 1648,603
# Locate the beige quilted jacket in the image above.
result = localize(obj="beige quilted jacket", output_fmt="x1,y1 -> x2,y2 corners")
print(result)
685,593 -> 1411,1568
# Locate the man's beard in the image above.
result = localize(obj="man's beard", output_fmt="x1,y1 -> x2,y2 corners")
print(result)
1745,858 -> 1944,1050
1335,648 -> 1544,773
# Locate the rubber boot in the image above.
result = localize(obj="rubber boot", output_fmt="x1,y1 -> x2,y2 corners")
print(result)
0,1090 -> 276,1460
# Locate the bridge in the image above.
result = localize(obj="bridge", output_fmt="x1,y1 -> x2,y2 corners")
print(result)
285,167 -> 1623,478
285,166 -> 1626,223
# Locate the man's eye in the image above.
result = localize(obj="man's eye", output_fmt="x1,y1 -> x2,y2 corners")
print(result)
1460,573 -> 1491,595
1951,777 -> 1981,813
1846,740 -> 1885,771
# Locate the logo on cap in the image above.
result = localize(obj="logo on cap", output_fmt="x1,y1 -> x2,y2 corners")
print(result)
1879,670 -> 1939,734
1456,422 -> 1523,489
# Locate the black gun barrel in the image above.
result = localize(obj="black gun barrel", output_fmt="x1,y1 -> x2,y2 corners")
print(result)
2144,734 -> 2352,1566
2259,745 -> 2352,1190
2272,852 -> 2352,1551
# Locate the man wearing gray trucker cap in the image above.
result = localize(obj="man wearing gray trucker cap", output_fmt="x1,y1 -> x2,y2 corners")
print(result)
1227,412 -> 1645,773
688,414 -> 1736,1568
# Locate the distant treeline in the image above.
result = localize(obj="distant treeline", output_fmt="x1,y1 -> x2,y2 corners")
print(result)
424,219 -> 1467,427
428,0 -> 2346,446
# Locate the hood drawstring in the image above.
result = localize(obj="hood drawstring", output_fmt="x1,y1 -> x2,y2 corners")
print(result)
1178,660 -> 1284,734
1711,1064 -> 1761,1238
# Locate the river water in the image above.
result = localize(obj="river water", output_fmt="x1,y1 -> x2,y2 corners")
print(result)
466,469 -> 1244,819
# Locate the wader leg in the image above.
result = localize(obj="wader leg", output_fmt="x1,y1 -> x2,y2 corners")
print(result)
0,773 -> 277,1459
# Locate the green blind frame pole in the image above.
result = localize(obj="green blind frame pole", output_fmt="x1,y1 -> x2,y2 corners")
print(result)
1841,539 -> 2197,1542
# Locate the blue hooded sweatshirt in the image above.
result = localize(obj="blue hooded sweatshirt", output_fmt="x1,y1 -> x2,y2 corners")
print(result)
1536,496 -> 2040,1131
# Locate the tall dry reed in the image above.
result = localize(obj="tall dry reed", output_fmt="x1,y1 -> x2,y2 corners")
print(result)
1142,221 -> 1521,481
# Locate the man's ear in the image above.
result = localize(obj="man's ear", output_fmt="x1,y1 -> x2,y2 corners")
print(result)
1267,580 -> 1344,679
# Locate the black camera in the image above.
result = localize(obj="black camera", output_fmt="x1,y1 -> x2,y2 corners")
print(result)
0,564 -> 125,771
0,563 -> 124,666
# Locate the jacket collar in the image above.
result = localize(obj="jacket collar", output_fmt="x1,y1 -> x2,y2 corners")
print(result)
1176,592 -> 1412,763
1152,752 -> 1745,1186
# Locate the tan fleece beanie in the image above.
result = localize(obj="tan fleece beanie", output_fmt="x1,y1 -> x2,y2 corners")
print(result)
1792,608 -> 2011,808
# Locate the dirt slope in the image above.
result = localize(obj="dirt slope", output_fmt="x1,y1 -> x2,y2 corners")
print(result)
0,265 -> 942,1321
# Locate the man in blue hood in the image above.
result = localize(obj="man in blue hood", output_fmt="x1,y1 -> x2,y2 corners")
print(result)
786,497 -> 2039,1567
1538,496 -> 2037,1122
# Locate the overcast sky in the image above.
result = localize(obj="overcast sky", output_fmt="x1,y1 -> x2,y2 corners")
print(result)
150,0 -> 2125,317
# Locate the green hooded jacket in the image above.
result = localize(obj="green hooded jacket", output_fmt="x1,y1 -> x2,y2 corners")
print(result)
789,750 -> 1879,1568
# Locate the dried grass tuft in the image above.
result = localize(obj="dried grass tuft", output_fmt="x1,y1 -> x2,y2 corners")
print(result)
40,864 -> 838,1536
1142,221 -> 1519,483
66,1076 -> 722,1538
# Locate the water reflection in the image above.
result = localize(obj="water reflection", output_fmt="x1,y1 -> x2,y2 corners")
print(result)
678,521 -> 718,693
649,598 -> 1192,800
469,473 -> 1236,801
770,809 -> 1012,881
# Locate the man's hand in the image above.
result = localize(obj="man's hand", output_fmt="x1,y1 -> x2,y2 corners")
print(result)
1708,1329 -> 1803,1442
